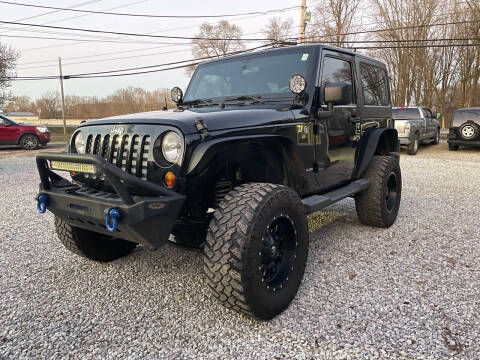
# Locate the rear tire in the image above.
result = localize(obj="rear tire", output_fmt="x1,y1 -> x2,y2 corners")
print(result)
355,156 -> 402,228
432,128 -> 440,145
20,134 -> 39,150
407,133 -> 419,155
203,183 -> 309,320
54,216 -> 137,262
448,143 -> 459,151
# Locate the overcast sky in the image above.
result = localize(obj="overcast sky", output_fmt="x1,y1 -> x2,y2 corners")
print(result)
0,0 -> 300,100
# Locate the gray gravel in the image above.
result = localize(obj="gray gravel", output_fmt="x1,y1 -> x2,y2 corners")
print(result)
1,141 -> 479,359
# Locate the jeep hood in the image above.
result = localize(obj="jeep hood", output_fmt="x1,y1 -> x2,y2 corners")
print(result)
79,107 -> 295,134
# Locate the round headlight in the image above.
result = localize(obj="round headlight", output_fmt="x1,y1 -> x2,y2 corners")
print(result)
162,131 -> 183,164
74,131 -> 86,154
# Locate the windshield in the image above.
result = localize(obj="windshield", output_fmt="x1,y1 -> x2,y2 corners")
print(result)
392,108 -> 421,119
184,49 -> 314,102
0,115 -> 18,125
452,109 -> 480,127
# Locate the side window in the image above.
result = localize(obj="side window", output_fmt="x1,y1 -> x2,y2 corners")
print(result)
321,56 -> 354,104
0,116 -> 5,125
360,63 -> 390,106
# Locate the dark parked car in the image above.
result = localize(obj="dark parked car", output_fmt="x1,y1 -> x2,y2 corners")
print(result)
393,106 -> 440,155
0,114 -> 50,149
448,107 -> 480,151
35,44 -> 401,319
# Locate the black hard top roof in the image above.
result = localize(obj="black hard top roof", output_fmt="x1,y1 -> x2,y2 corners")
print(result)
199,44 -> 387,69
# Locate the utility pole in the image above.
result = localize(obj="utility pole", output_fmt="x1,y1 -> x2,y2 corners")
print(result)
299,0 -> 306,43
58,57 -> 67,136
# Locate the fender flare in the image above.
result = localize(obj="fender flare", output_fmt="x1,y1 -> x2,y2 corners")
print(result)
186,134 -> 298,174
353,128 -> 399,179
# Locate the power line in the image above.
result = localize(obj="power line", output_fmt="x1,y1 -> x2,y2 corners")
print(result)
0,33 -> 190,45
5,43 -> 274,80
0,19 -> 271,41
6,41 -> 480,82
0,0 -> 101,23
16,37 -> 480,71
17,48 -> 194,70
298,19 -> 480,41
17,45 -> 190,65
6,5 -> 299,53
0,1 -> 300,19
318,37 -> 480,44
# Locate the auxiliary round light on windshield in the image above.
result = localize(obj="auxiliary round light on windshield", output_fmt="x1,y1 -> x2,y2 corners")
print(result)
289,74 -> 307,94
170,87 -> 183,103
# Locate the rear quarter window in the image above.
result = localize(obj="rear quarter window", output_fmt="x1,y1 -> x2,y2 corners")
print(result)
359,63 -> 390,106
392,108 -> 421,119
451,110 -> 480,127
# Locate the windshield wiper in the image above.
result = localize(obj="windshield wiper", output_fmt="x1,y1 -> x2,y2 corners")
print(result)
224,95 -> 265,104
182,98 -> 213,107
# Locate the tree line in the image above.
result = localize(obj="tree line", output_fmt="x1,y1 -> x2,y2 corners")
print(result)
2,87 -> 176,119
1,0 -> 479,126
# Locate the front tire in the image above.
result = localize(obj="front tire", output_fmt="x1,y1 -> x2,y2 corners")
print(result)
54,216 -> 137,262
203,183 -> 309,320
355,156 -> 402,228
20,134 -> 39,150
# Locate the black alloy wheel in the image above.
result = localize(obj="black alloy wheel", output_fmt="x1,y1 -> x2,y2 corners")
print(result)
260,215 -> 297,291
385,172 -> 399,214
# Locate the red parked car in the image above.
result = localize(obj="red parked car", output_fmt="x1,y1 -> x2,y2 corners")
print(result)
0,114 -> 50,149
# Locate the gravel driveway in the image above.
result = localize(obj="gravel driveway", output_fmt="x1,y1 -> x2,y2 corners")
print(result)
1,141 -> 479,359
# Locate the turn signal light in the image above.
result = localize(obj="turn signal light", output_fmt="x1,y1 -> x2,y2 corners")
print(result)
164,171 -> 176,188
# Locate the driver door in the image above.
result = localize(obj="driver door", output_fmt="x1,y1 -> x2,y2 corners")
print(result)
314,51 -> 358,190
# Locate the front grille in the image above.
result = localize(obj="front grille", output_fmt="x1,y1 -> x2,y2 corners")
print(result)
84,133 -> 150,180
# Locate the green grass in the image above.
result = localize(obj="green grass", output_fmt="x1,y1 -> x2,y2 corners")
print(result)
307,211 -> 344,233
48,126 -> 76,136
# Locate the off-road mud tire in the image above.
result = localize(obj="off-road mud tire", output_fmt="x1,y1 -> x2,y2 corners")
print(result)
355,156 -> 402,228
203,183 -> 309,320
54,216 -> 137,262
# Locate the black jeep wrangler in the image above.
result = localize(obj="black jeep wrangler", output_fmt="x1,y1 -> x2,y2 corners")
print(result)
35,45 -> 401,319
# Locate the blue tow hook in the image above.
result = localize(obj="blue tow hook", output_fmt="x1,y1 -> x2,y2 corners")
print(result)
37,194 -> 47,214
104,208 -> 120,232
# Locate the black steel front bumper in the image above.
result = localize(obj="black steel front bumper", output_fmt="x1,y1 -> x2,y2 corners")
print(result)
36,152 -> 185,247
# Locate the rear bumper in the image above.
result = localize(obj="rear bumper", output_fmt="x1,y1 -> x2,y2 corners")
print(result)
447,138 -> 480,147
398,136 -> 411,145
36,152 -> 185,247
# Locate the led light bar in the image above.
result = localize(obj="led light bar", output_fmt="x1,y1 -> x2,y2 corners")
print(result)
50,161 -> 96,174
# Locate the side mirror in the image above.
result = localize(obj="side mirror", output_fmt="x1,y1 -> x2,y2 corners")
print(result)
436,112 -> 441,119
324,82 -> 352,106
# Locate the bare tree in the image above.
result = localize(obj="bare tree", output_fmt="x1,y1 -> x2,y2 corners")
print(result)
369,0 -> 439,106
187,20 -> 245,74
0,41 -> 19,107
308,0 -> 361,46
3,95 -> 34,113
35,91 -> 60,119
262,17 -> 294,47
